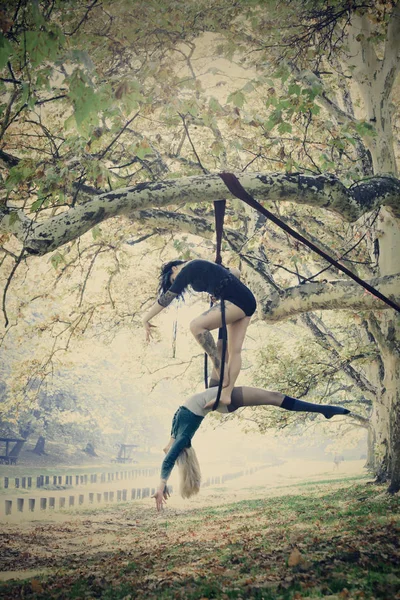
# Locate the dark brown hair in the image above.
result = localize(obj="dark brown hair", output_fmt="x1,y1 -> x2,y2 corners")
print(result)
158,260 -> 185,295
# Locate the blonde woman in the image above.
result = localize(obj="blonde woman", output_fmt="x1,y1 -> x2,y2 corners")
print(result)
153,385 -> 350,511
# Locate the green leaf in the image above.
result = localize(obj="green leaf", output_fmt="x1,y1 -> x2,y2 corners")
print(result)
135,142 -> 152,160
20,82 -> 30,106
92,225 -> 102,240
209,97 -> 224,114
288,83 -> 301,96
0,33 -> 12,70
264,110 -> 282,131
227,90 -> 246,108
30,198 -> 46,212
310,104 -> 320,115
278,122 -> 292,134
50,252 -> 66,270
30,1 -> 46,27
9,212 -> 19,226
354,121 -> 376,137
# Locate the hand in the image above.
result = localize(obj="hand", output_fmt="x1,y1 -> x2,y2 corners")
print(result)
152,488 -> 168,511
143,321 -> 157,342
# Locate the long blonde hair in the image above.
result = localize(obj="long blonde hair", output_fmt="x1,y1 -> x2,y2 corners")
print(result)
176,446 -> 201,498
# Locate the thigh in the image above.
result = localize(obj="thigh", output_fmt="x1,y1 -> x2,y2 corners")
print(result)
227,315 -> 251,354
192,301 -> 246,332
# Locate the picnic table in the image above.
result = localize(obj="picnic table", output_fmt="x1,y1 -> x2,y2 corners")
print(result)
0,437 -> 26,465
112,443 -> 138,464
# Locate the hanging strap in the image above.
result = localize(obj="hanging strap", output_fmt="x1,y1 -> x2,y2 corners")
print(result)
212,298 -> 227,411
219,172 -> 400,314
214,200 -> 226,265
204,350 -> 209,389
204,200 -> 228,409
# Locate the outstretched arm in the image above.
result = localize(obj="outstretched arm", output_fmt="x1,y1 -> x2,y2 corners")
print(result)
153,435 -> 190,511
153,478 -> 170,511
142,291 -> 178,341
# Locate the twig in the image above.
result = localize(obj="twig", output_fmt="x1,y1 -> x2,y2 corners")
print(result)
98,112 -> 140,159
2,249 -> 26,328
178,113 -> 208,175
65,0 -> 99,36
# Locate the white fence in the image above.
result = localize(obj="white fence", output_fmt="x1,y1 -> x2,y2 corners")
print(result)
1,465 -> 267,517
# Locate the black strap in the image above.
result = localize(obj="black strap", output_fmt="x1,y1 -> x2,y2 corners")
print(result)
212,298 -> 227,411
219,172 -> 400,314
204,346 -> 209,389
204,199 -> 228,395
213,200 -> 226,265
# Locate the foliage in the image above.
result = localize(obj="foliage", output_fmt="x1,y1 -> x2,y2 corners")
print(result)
248,327 -> 372,432
0,478 -> 399,599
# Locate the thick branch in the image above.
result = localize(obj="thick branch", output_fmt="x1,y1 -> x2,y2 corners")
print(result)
261,273 -> 400,322
381,1 -> 400,100
2,172 -> 399,255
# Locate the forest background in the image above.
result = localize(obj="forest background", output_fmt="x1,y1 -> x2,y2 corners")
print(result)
0,0 -> 399,492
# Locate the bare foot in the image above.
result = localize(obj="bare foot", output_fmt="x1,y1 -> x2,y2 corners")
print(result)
219,390 -> 232,405
204,390 -> 232,409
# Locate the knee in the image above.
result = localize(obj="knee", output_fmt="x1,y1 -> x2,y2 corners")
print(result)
190,318 -> 204,336
228,346 -> 242,359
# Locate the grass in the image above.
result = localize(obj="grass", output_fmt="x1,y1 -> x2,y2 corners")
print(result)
0,477 -> 399,599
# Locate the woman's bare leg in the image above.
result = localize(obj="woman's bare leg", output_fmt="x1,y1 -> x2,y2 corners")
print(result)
190,302 -> 246,388
218,315 -> 251,405
230,387 -> 350,418
231,386 -> 284,408
209,338 -> 229,387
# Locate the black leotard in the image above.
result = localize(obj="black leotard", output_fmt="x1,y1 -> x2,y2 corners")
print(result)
158,259 -> 256,316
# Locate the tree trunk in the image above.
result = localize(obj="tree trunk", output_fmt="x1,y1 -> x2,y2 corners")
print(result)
33,435 -> 46,455
83,442 -> 97,457
388,396 -> 400,493
370,215 -> 400,491
345,9 -> 400,491
19,424 -> 33,439
364,424 -> 376,471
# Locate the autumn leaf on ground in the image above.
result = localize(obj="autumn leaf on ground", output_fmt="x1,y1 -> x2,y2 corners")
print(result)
30,579 -> 44,593
288,547 -> 302,566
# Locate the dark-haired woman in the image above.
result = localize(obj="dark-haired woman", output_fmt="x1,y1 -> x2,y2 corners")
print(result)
152,385 -> 351,510
142,259 -> 256,407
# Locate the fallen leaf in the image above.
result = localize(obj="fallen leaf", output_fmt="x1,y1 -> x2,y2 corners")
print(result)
31,579 -> 44,593
288,548 -> 302,567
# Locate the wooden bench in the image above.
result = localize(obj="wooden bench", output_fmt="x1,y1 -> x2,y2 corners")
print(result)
0,438 -> 25,465
111,443 -> 138,464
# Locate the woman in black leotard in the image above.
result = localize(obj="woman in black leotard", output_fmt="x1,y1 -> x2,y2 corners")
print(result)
142,259 -> 256,407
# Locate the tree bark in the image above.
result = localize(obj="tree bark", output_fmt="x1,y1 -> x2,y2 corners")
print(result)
365,424 -> 376,471
1,172 -> 400,255
32,435 -> 46,455
83,442 -> 97,457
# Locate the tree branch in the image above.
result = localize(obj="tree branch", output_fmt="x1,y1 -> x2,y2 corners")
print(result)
263,273 -> 400,322
2,172 -> 399,256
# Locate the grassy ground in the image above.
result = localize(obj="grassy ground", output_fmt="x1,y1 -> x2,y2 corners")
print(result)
0,473 -> 399,599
